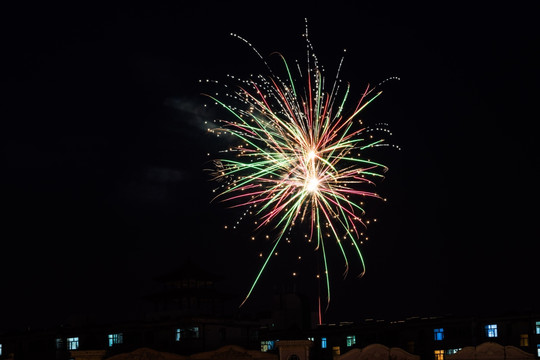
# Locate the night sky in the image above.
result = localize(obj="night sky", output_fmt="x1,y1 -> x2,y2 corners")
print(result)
2,2 -> 538,332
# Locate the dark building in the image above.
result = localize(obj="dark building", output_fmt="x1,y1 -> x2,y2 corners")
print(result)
145,258 -> 229,318
1,262 -> 539,360
0,261 -> 260,360
260,311 -> 540,360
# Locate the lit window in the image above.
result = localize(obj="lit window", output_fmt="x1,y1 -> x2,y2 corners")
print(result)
333,346 -> 341,356
308,337 -> 315,342
346,335 -> 356,347
176,327 -> 200,341
537,344 -> 540,357
536,321 -> 540,335
190,326 -> 200,338
0,343 -> 2,356
108,333 -> 123,347
67,337 -> 79,350
519,334 -> 528,346
260,340 -> 275,352
321,337 -> 327,349
434,349 -> 444,360
56,338 -> 64,350
446,349 -> 462,355
434,328 -> 444,341
485,324 -> 498,338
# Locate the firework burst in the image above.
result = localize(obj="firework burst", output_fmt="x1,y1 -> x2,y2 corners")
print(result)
201,19 -> 399,311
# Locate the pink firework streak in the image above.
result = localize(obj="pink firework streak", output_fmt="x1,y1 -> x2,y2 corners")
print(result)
202,19 -> 399,316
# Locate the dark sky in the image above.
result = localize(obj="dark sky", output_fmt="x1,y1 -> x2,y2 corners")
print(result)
2,2 -> 538,332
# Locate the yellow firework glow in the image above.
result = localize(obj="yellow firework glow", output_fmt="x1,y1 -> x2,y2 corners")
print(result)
202,19 -> 399,309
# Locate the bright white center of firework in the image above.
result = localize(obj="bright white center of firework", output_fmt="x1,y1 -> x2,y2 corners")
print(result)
307,150 -> 317,161
305,176 -> 320,192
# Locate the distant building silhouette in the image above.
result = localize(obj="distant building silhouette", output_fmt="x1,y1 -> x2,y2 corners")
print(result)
0,261 -> 539,360
145,258 -> 229,319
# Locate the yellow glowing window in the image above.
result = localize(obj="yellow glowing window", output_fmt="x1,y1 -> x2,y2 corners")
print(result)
434,349 -> 444,360
520,334 -> 528,346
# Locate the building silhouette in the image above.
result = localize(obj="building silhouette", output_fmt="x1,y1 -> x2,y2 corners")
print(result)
1,261 -> 539,360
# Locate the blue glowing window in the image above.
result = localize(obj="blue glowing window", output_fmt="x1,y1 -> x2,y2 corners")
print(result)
321,337 -> 327,349
67,337 -> 79,350
260,340 -> 275,352
56,338 -> 64,350
434,328 -> 444,341
108,333 -> 123,347
536,321 -> 540,335
485,324 -> 498,338
176,326 -> 200,341
346,335 -> 356,347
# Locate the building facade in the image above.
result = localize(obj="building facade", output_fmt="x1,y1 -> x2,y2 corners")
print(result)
1,262 -> 539,360
259,312 -> 540,360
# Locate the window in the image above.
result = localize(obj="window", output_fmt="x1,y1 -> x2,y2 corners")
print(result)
434,328 -> 444,341
485,324 -> 498,338
537,344 -> 540,357
434,349 -> 444,360
536,321 -> 540,335
176,327 -> 200,341
108,333 -> 123,347
67,337 -> 79,350
260,340 -> 275,352
321,337 -> 327,349
56,338 -> 64,350
446,349 -> 462,355
519,334 -> 528,347
332,346 -> 341,356
307,337 -> 314,342
346,335 -> 356,347
0,343 -> 2,356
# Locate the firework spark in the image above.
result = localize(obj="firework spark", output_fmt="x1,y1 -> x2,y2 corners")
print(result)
201,19 -> 398,310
